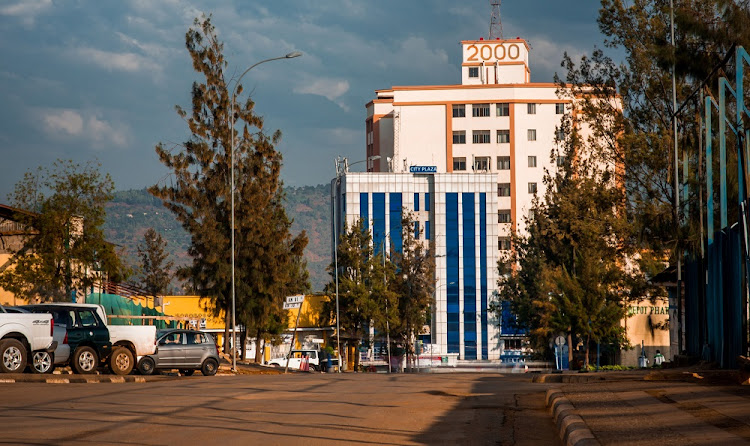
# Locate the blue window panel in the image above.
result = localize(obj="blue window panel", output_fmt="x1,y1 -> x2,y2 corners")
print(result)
462,193 -> 476,360
373,193 -> 386,255
414,193 -> 420,211
501,301 -> 527,335
389,193 -> 403,254
360,193 -> 369,232
425,221 -> 430,240
480,193 -> 488,359
414,221 -> 420,239
425,193 -> 430,212
446,193 -> 460,354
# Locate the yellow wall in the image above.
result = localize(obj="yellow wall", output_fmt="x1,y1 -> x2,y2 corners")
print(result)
285,295 -> 329,328
157,295 -> 225,329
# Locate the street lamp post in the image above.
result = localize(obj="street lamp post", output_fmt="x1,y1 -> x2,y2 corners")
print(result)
332,155 -> 381,373
230,51 -> 301,372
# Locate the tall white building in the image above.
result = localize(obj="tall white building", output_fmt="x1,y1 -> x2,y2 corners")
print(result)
334,37 -> 569,361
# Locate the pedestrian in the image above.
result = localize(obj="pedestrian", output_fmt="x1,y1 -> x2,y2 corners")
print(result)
654,350 -> 665,366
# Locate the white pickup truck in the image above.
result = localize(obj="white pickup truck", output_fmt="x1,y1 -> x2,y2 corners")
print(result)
22,303 -> 157,375
0,304 -> 56,373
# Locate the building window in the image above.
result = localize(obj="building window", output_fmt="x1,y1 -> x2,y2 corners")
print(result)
472,103 -> 490,117
453,157 -> 467,171
497,129 -> 510,143
425,220 -> 430,240
528,182 -> 538,194
497,156 -> 510,170
414,193 -> 420,212
527,103 -> 536,114
496,103 -> 509,116
556,103 -> 565,114
528,156 -> 537,168
469,67 -> 479,78
453,130 -> 466,144
498,183 -> 511,197
498,209 -> 511,223
557,155 -> 566,166
528,209 -> 535,221
414,221 -> 420,239
527,129 -> 536,141
425,193 -> 430,212
505,338 -> 522,349
472,130 -> 490,144
556,129 -> 565,141
499,237 -> 511,250
474,156 -> 490,171
452,104 -> 465,118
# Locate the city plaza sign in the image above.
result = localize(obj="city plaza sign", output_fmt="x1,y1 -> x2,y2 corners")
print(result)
409,166 -> 437,174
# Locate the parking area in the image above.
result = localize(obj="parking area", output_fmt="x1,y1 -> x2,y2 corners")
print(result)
0,373 -> 558,445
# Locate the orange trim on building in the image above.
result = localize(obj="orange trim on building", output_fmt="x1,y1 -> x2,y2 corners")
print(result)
386,82 -> 564,91
461,61 -> 528,67
509,103 -> 517,233
445,104 -> 453,173
391,99 -> 570,107
372,113 -> 386,172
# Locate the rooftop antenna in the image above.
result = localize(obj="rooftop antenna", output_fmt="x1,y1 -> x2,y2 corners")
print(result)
489,0 -> 503,40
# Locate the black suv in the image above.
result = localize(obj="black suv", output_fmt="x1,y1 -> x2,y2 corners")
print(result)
22,304 -> 113,374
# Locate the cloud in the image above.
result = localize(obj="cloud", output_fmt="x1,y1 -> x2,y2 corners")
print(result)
73,47 -> 162,75
43,109 -> 84,136
0,0 -> 52,26
525,36 -> 587,79
39,108 -> 130,149
294,77 -> 351,111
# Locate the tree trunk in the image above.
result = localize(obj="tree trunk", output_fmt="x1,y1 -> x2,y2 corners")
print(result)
354,337 -> 361,372
240,328 -> 248,362
585,335 -> 590,368
567,332 -> 573,366
254,327 -> 264,363
223,310 -> 231,354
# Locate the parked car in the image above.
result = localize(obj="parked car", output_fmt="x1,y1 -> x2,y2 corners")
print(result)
137,329 -> 219,377
22,304 -> 114,374
0,304 -> 56,373
3,307 -> 68,374
268,349 -> 320,371
22,303 -> 157,375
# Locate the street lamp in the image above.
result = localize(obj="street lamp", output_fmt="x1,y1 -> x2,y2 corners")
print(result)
331,155 -> 381,373
230,51 -> 302,372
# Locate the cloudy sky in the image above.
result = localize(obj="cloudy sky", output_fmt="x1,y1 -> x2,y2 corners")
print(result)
0,0 -> 605,199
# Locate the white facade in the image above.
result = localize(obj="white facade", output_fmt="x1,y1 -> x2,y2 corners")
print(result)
365,38 -> 568,238
338,37 -> 576,362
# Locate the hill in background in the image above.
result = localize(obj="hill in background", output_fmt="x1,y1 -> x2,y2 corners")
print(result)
104,185 -> 331,292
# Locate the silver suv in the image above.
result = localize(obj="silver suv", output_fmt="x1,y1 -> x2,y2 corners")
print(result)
137,329 -> 219,376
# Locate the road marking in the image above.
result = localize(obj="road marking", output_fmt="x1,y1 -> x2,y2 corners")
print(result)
47,378 -> 70,383
0,379 -> 16,383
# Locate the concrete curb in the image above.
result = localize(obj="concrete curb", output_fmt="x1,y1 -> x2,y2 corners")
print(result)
546,388 -> 600,446
0,374 -> 178,384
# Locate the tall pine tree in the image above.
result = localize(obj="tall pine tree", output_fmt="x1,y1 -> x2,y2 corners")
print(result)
150,15 -> 307,354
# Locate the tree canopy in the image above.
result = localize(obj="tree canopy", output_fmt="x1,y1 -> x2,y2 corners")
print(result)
0,159 -> 123,302
149,15 -> 308,353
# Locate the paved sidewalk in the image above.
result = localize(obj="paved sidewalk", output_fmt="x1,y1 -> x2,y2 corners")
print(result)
540,368 -> 750,446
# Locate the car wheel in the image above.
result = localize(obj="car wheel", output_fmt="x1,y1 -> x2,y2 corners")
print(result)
109,347 -> 134,376
72,346 -> 98,374
180,369 -> 195,377
137,356 -> 155,376
201,358 -> 218,376
30,351 -> 54,374
0,339 -> 27,373
308,364 -> 317,372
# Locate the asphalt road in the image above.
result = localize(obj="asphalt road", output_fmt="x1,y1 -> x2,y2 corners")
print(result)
1,373 -> 559,445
